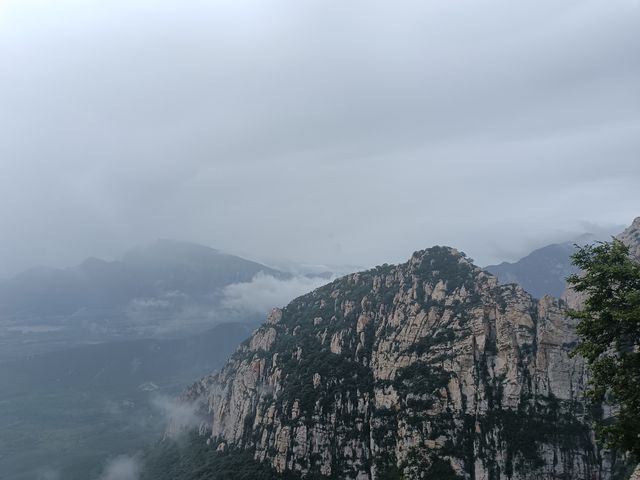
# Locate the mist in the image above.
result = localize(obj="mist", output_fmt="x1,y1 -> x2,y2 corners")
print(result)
1,0 -> 639,277
151,394 -> 206,437
0,1 -> 639,479
221,272 -> 334,315
97,455 -> 141,480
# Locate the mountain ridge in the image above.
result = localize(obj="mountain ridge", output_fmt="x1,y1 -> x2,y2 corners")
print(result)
483,230 -> 612,299
0,239 -> 287,319
173,244 -> 625,479
484,241 -> 578,298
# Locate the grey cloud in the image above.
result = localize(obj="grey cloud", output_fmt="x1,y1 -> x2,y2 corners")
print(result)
151,394 -> 206,438
221,273 -> 334,315
0,0 -> 639,276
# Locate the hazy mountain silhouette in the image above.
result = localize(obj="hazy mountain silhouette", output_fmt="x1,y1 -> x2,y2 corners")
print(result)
0,239 -> 287,319
484,234 -> 602,298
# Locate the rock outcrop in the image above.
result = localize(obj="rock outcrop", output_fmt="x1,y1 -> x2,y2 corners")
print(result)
181,244 -> 625,479
617,217 -> 640,261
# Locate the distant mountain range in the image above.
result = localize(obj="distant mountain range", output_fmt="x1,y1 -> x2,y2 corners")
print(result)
0,240 -> 312,361
2,235 -> 608,328
0,234 -> 611,361
0,239 -> 305,480
2,231 -> 631,480
484,234 -> 603,298
150,220 -> 639,480
0,239 -> 286,321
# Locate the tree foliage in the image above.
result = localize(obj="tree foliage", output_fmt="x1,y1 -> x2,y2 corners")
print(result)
567,239 -> 640,458
139,432 -> 305,480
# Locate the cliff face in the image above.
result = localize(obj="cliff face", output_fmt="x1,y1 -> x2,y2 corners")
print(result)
181,245 -> 614,479
617,217 -> 640,261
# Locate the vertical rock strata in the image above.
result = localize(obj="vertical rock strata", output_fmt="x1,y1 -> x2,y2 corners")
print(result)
183,244 -> 628,479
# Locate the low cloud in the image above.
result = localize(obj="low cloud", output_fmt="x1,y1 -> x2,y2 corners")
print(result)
221,272 -> 334,315
151,394 -> 205,436
97,455 -> 141,480
0,1 -> 639,277
113,271 -> 337,336
125,297 -> 225,336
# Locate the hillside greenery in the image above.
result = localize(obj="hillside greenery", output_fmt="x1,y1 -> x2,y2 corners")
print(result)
568,239 -> 640,459
140,432 -> 301,480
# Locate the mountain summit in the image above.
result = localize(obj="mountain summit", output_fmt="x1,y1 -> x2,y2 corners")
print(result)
0,239 -> 285,330
177,246 -> 614,479
484,242 -> 579,298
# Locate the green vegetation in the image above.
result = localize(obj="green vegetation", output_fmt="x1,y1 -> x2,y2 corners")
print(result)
567,239 -> 640,458
407,328 -> 456,356
412,246 -> 478,295
139,244 -> 626,480
424,458 -> 463,479
279,349 -> 373,416
393,362 -> 450,396
377,464 -> 404,480
140,433 -> 302,480
482,400 -> 594,475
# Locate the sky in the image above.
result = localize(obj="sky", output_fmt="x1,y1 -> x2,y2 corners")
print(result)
1,0 -> 639,277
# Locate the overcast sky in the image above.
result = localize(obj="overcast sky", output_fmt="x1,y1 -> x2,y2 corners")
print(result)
0,0 -> 639,277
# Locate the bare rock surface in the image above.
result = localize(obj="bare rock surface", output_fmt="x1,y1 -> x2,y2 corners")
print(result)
176,243 -> 633,479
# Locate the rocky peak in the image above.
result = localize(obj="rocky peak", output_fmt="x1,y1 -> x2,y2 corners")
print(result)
617,216 -> 640,260
182,246 -> 615,479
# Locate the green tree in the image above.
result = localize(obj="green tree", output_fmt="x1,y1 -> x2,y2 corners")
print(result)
567,239 -> 640,459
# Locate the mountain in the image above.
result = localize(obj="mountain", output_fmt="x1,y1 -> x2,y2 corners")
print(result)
0,239 -> 286,320
484,242 -> 578,298
155,245 -> 627,480
0,239 -> 291,361
484,232 -> 608,299
0,239 -> 343,478
484,233 -> 608,298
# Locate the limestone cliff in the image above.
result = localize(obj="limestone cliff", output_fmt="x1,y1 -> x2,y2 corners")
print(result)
181,245 -> 623,479
617,217 -> 640,261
